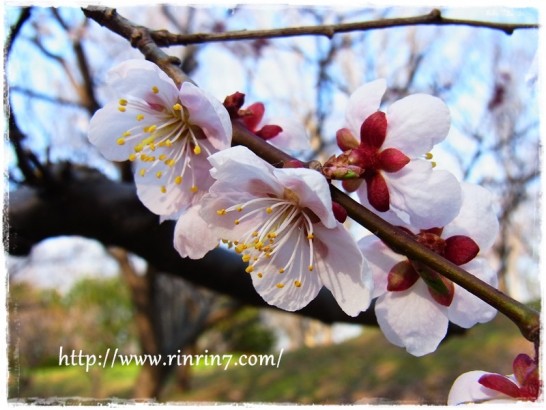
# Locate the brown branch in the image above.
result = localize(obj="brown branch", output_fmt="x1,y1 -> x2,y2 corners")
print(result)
82,6 -> 190,87
149,9 -> 538,47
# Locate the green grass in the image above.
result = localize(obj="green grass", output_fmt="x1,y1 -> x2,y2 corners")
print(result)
8,313 -> 536,404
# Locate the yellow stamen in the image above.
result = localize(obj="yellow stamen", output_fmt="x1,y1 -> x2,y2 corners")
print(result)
276,283 -> 285,289
122,131 -> 131,137
156,171 -> 163,179
237,206 -> 243,212
118,106 -> 126,112
235,244 -> 245,254
172,103 -> 182,111
193,145 -> 201,155
308,265 -> 314,272
116,138 -> 126,145
160,185 -> 167,194
152,86 -> 159,94
165,159 -> 176,167
242,254 -> 251,263
267,232 -> 277,239
257,273 -> 263,278
265,207 -> 273,214
425,152 -> 433,160
145,124 -> 157,133
191,185 -> 198,193
136,114 -> 144,121
279,268 -> 285,274
307,233 -> 314,240
165,140 -> 172,147
234,219 -> 240,225
139,169 -> 146,177
128,154 -> 136,161
216,209 -> 227,216
175,176 -> 183,185
159,154 -> 167,161
294,280 -> 302,288
431,161 -> 437,168
118,99 -> 128,106
245,266 -> 254,273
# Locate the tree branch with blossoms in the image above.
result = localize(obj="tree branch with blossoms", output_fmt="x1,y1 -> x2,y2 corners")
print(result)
82,5 -> 539,342
79,5 -> 541,403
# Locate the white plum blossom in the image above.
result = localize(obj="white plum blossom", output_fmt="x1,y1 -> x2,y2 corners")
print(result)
358,183 -> 499,356
448,354 -> 540,404
175,146 -> 373,316
336,79 -> 462,228
89,59 -> 232,217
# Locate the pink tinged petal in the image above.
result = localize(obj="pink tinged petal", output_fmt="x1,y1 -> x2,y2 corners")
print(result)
314,224 -> 373,316
342,178 -> 363,193
264,117 -> 310,152
174,205 -> 219,259
441,182 -> 499,251
88,102 -> 154,161
360,111 -> 387,150
365,171 -> 390,212
358,234 -> 405,299
136,180 -> 195,216
448,258 -> 498,328
378,148 -> 410,172
273,168 -> 336,229
448,371 -> 507,405
346,79 -> 387,135
251,229 -> 322,312
107,59 -> 179,104
179,82 -> 232,151
256,124 -> 283,140
385,94 -> 450,157
444,235 -> 479,265
336,128 -> 359,151
385,160 -> 462,228
479,374 -> 521,398
387,261 -> 419,291
208,146 -> 283,197
241,102 -> 265,131
375,279 -> 449,356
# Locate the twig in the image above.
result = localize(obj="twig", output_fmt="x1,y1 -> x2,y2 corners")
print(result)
150,9 -> 538,47
82,6 -> 190,87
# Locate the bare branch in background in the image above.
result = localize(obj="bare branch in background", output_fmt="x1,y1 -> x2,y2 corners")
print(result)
148,8 -> 538,46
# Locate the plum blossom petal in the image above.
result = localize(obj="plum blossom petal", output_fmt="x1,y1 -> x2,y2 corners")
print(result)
375,279 -> 449,356
346,79 -> 387,134
385,94 -> 451,157
448,258 -> 498,328
358,235 -> 407,299
382,159 -> 463,228
448,371 -> 510,405
442,182 -> 499,250
88,59 -> 232,216
314,225 -> 372,316
174,204 -> 219,259
179,82 -> 232,151
266,116 -> 310,151
106,59 -> 179,103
